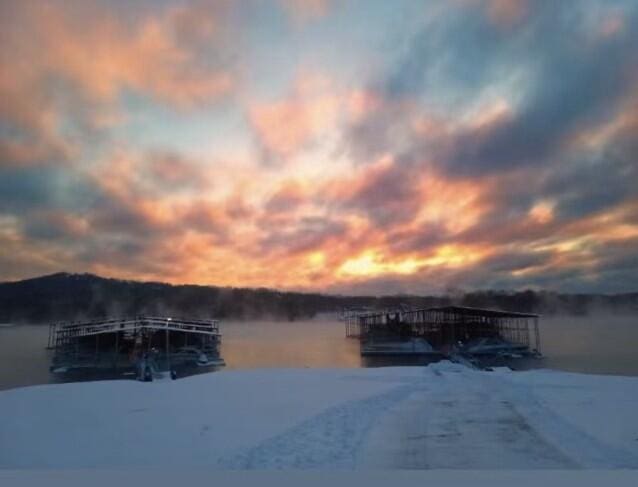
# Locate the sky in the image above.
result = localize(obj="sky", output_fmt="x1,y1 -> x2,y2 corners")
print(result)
1,0 -> 637,295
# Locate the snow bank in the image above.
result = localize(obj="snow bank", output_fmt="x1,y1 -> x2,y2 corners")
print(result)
0,363 -> 637,469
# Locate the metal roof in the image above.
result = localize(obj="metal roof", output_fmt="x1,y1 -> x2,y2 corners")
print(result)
423,306 -> 539,318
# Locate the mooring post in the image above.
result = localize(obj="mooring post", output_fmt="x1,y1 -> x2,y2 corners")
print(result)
114,330 -> 119,371
166,318 -> 171,374
534,317 -> 541,354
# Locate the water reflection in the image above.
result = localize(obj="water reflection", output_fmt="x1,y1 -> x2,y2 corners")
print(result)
221,320 -> 361,369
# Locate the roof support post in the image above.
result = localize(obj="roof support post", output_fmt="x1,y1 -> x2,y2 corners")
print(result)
166,319 -> 171,374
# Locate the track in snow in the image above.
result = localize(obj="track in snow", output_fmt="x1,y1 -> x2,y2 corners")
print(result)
223,363 -> 638,469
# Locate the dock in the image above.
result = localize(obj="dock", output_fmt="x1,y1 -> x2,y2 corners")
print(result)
48,316 -> 224,379
346,305 -> 541,364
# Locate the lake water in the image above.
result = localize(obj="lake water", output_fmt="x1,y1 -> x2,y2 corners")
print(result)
0,315 -> 637,390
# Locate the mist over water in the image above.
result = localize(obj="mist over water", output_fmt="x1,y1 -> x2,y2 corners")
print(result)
220,319 -> 361,369
0,324 -> 53,391
539,315 -> 638,376
0,314 -> 637,390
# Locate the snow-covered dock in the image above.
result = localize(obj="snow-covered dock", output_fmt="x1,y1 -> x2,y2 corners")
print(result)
1,362 -> 637,469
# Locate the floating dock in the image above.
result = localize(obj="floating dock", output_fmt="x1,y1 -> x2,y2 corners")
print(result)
346,305 -> 540,365
48,316 -> 224,379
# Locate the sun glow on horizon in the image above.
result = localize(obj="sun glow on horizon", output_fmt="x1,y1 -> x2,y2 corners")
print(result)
337,244 -> 485,279
1,0 -> 637,293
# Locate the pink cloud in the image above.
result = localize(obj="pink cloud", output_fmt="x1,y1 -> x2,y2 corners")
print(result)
485,0 -> 529,28
38,2 -> 234,108
598,12 -> 626,40
279,0 -> 332,24
264,181 -> 309,214
0,1 -> 237,168
248,74 -> 340,159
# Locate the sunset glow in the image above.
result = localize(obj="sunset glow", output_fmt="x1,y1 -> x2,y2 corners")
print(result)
1,0 -> 637,294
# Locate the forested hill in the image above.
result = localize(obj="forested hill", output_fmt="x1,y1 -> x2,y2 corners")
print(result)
0,273 -> 636,324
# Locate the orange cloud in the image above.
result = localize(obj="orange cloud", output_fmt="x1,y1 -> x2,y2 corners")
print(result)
528,200 -> 555,225
0,1 -> 236,169
264,181 -> 309,214
2,1 -> 638,294
336,244 -> 485,279
346,90 -> 383,122
43,2 -> 233,108
248,75 -> 340,159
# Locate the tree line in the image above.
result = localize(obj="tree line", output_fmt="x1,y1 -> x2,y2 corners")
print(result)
0,273 -> 636,324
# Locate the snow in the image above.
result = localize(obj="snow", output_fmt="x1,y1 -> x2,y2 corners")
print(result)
0,362 -> 637,469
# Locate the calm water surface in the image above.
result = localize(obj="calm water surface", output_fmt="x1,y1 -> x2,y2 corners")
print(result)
0,315 -> 636,390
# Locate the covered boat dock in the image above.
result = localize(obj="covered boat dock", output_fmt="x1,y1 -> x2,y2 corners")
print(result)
48,316 -> 224,379
346,305 -> 541,359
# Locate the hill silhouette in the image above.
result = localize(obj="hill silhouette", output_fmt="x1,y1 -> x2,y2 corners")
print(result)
0,273 -> 636,324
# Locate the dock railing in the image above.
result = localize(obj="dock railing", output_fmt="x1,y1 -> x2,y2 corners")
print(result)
49,316 -> 220,350
346,306 -> 541,353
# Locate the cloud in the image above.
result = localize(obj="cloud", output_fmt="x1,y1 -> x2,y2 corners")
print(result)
22,211 -> 89,241
345,1 -> 638,177
258,216 -> 348,256
340,156 -> 423,227
35,0 -> 234,108
279,0 -> 332,24
264,181 -> 308,214
248,73 -> 340,161
485,0 -> 529,28
0,0 -> 237,171
1,0 -> 638,293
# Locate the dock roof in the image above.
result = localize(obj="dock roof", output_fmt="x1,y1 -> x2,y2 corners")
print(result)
424,306 -> 539,319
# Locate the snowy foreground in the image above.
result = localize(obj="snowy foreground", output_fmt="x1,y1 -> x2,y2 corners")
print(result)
1,362 -> 637,469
